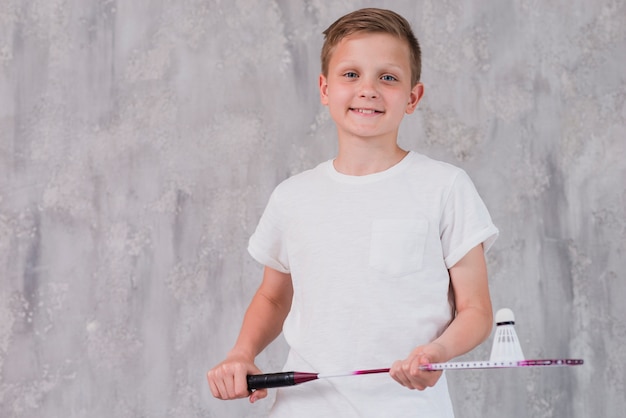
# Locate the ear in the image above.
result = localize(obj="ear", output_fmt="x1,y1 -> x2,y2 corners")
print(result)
405,82 -> 424,114
319,74 -> 329,106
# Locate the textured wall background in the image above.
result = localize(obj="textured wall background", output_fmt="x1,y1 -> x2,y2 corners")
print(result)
1,0 -> 624,417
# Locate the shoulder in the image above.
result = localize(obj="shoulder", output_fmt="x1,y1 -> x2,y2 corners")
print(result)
271,160 -> 331,197
405,152 -> 466,183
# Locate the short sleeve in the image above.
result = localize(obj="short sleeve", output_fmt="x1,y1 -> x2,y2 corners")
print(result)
440,170 -> 499,268
248,188 -> 291,273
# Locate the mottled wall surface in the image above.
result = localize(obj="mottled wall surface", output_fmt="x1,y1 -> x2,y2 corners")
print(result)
0,0 -> 624,417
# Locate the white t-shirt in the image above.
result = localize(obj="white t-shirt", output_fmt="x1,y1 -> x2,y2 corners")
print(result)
248,151 -> 499,417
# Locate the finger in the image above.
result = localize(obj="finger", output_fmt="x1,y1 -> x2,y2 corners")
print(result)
410,355 -> 429,375
233,366 -> 251,398
207,371 -> 222,399
250,388 -> 268,403
389,360 -> 406,385
395,361 -> 415,388
225,372 -> 239,399
403,356 -> 432,391
212,365 -> 236,400
213,374 -> 231,400
414,356 -> 442,388
215,375 -> 230,399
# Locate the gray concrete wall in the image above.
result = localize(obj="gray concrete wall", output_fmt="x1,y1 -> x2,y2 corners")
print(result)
1,0 -> 624,417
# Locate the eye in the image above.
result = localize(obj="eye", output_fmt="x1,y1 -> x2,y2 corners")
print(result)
381,74 -> 397,82
343,72 -> 358,79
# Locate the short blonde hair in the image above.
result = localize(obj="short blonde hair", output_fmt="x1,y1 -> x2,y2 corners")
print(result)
321,8 -> 422,86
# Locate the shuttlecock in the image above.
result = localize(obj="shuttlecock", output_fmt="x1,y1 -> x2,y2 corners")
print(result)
489,308 -> 525,362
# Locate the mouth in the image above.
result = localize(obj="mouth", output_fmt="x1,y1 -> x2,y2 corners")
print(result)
350,108 -> 384,115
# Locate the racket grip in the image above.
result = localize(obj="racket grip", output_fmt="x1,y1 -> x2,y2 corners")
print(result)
247,372 -> 295,390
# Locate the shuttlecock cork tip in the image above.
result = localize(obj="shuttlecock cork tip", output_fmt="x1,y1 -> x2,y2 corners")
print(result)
495,308 -> 515,325
489,308 -> 525,362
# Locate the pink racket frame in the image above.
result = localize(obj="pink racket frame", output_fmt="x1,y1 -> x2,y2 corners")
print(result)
420,358 -> 584,371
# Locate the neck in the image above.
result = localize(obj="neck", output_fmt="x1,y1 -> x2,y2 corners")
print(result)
333,141 -> 408,176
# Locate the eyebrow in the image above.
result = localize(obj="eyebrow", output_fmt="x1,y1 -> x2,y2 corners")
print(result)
334,61 -> 407,73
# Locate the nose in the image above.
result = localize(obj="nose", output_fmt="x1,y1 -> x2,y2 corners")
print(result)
358,77 -> 379,99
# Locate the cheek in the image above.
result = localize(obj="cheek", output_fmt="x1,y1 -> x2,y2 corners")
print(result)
327,89 -> 352,109
396,93 -> 414,112
328,86 -> 350,99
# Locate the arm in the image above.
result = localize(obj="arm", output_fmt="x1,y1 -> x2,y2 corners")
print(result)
390,244 -> 493,390
207,266 -> 293,403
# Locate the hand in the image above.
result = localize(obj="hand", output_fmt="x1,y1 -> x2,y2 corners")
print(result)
390,342 -> 448,391
207,352 -> 267,403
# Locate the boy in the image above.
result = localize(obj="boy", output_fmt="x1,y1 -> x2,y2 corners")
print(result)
208,8 -> 498,417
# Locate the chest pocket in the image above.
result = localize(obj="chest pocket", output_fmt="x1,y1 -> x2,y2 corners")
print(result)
369,219 -> 429,277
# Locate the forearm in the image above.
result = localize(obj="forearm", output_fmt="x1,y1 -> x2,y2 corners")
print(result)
230,292 -> 289,359
229,267 -> 293,361
432,305 -> 493,361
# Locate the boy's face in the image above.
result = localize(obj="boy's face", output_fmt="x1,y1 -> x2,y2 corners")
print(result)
319,32 -> 423,144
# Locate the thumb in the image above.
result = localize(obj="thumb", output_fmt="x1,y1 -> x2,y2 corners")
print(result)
250,388 -> 268,403
418,354 -> 432,366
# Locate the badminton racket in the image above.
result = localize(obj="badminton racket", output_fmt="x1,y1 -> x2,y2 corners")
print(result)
246,359 -> 583,390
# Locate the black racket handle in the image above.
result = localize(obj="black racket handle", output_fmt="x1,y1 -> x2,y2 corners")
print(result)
247,372 -> 295,390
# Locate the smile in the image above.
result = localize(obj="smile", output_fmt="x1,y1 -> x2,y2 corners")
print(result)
350,108 -> 383,114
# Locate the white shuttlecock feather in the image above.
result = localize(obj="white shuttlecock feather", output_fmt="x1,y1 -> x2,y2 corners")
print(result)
489,308 -> 525,362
